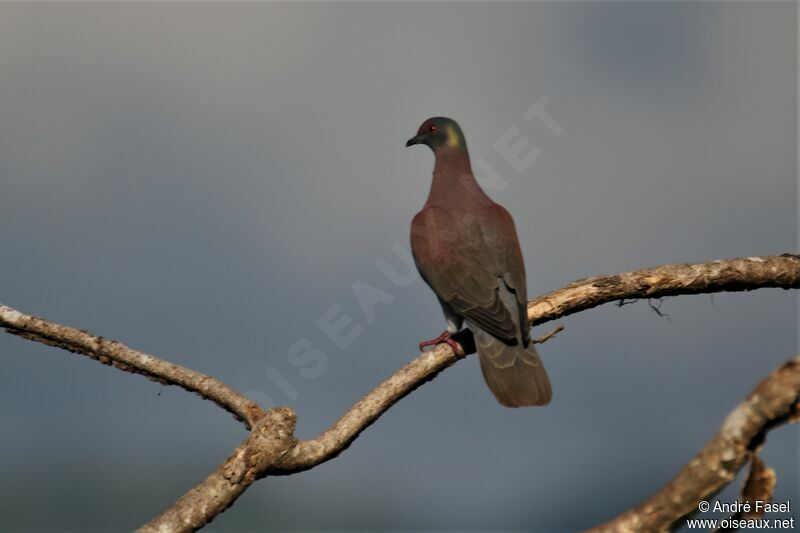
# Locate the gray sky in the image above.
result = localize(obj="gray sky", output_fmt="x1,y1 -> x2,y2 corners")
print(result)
0,2 -> 796,531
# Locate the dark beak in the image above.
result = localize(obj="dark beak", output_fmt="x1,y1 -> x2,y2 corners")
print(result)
406,134 -> 423,147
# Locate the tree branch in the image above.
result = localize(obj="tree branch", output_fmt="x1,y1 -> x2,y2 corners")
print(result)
591,356 -> 800,532
527,254 -> 800,326
712,450 -> 777,532
270,342 -> 464,474
274,254 -> 800,474
0,304 -> 265,429
3,253 -> 799,531
139,407 -> 297,532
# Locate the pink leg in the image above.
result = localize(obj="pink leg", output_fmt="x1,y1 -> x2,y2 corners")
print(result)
418,330 -> 463,354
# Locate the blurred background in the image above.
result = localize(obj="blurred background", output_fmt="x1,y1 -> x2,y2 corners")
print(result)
0,2 -> 796,531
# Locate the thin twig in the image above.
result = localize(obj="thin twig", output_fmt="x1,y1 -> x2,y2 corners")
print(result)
647,298 -> 671,321
533,325 -> 564,344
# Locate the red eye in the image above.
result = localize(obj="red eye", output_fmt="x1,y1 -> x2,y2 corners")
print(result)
428,124 -> 437,133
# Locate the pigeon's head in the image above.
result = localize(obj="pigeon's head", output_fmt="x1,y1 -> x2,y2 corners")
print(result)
406,117 -> 467,152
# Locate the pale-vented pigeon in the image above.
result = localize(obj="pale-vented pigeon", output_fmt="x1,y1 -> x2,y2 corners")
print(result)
407,117 -> 552,407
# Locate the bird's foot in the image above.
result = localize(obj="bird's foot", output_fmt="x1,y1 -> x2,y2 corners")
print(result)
418,330 -> 451,351
418,330 -> 464,355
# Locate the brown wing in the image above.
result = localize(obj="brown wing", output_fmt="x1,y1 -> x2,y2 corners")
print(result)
410,204 -> 528,344
486,204 -> 532,346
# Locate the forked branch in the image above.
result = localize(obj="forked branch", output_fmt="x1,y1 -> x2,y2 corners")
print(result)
591,357 -> 800,532
2,253 -> 798,531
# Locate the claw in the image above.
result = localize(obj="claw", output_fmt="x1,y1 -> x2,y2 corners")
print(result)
418,330 -> 464,355
418,330 -> 451,351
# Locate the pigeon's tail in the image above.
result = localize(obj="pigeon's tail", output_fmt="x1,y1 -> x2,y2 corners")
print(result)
474,328 -> 552,407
